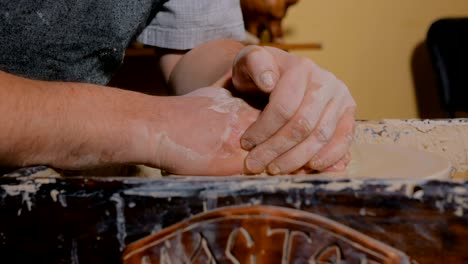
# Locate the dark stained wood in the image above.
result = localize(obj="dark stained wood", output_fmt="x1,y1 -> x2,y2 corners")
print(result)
258,42 -> 323,51
240,0 -> 300,43
0,175 -> 467,263
123,42 -> 323,59
123,205 -> 410,263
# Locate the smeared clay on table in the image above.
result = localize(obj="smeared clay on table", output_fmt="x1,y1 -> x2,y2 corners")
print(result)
355,119 -> 468,179
50,142 -> 452,180
322,143 -> 452,180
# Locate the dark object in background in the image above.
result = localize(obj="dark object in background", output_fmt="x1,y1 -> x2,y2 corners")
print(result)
426,18 -> 468,118
108,47 -> 169,96
240,0 -> 299,43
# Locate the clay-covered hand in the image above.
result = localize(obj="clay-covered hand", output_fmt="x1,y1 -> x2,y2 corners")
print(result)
232,45 -> 356,174
150,87 -> 259,176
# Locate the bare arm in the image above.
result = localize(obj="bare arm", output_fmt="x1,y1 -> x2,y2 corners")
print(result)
0,71 -> 164,169
0,70 -> 259,175
158,39 -> 244,95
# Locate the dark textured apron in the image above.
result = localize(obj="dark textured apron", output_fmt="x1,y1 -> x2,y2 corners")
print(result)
0,0 -> 162,85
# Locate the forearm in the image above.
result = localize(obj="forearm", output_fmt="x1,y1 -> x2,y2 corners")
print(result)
0,71 -> 165,169
164,39 -> 244,95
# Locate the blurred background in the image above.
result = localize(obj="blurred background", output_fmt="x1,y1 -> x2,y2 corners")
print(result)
111,0 -> 468,120
282,0 -> 468,119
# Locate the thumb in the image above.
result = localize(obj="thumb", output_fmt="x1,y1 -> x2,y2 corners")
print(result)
232,45 -> 280,93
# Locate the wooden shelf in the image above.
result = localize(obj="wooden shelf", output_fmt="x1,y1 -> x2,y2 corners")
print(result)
256,42 -> 322,50
124,42 -> 322,57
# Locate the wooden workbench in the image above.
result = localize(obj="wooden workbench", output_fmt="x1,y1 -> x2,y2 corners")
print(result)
1,119 -> 467,263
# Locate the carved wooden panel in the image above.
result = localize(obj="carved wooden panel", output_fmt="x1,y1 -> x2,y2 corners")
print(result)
123,205 -> 409,264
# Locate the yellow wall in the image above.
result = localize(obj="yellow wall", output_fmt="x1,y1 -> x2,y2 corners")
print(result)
283,0 -> 468,119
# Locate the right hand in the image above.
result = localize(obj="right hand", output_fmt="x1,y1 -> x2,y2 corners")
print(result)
231,45 -> 356,175
148,87 -> 260,176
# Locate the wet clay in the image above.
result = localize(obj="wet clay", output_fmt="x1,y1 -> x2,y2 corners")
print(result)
321,143 -> 453,180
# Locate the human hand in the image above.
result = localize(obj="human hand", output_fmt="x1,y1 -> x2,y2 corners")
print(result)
231,45 -> 356,174
150,87 -> 259,175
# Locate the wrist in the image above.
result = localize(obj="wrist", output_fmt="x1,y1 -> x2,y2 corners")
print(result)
112,94 -> 170,168
66,88 -> 171,169
19,83 -> 167,169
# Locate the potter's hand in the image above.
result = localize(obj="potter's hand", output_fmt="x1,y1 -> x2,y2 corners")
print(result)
153,87 -> 259,176
232,46 -> 356,174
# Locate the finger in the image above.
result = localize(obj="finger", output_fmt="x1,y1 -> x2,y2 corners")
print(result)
240,64 -> 309,152
243,81 -> 332,173
232,45 -> 280,93
261,98 -> 342,175
321,151 -> 351,172
307,106 -> 356,171
290,153 -> 351,175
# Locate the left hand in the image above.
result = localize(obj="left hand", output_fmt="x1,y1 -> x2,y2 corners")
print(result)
231,45 -> 356,175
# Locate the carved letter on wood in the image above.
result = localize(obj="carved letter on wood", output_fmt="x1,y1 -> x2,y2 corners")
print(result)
122,205 -> 410,264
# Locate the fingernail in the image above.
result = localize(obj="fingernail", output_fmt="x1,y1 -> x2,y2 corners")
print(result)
259,71 -> 275,90
268,163 -> 281,175
241,138 -> 254,150
246,158 -> 263,173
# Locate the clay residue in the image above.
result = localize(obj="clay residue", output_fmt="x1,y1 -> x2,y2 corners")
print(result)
110,193 -> 127,251
156,132 -> 204,161
0,178 -> 63,214
50,189 -> 59,202
208,97 -> 244,114
355,119 -> 468,177
123,177 -> 368,200
1,181 -> 39,196
1,180 -> 41,215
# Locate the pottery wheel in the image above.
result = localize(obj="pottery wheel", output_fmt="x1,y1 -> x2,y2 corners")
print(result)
323,143 -> 453,180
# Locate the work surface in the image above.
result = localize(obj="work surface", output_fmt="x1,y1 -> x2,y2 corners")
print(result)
1,119 -> 468,263
0,175 -> 467,263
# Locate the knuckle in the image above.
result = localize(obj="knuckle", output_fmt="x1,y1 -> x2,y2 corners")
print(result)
289,116 -> 313,142
335,79 -> 348,94
273,103 -> 295,123
313,125 -> 332,144
296,57 -> 315,69
245,46 -> 267,63
323,70 -> 336,82
235,45 -> 260,62
262,148 -> 281,163
337,78 -> 347,88
308,155 -> 328,169
253,146 -> 279,163
346,102 -> 358,113
335,83 -> 356,107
